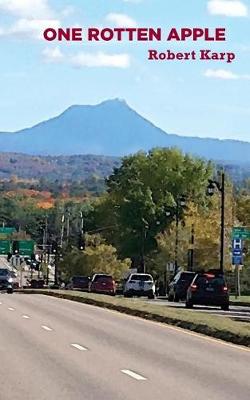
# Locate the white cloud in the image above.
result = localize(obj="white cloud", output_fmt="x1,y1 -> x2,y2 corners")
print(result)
42,48 -> 131,69
0,0 -> 62,40
71,52 -> 131,68
106,13 -> 137,27
204,69 -> 250,79
207,0 -> 248,17
0,18 -> 60,39
0,0 -> 53,19
42,47 -> 64,63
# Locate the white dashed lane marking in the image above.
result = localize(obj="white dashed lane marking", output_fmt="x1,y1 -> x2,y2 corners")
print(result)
41,325 -> 52,331
121,370 -> 147,381
22,315 -> 30,319
8,307 -> 15,311
71,344 -> 88,351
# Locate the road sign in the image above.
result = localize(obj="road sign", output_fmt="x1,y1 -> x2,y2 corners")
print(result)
232,238 -> 243,265
0,227 -> 16,235
0,240 -> 12,255
18,240 -> 35,256
232,227 -> 250,240
233,249 -> 242,256
232,255 -> 243,265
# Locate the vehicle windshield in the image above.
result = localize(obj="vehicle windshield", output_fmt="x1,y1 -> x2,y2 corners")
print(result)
130,274 -> 153,282
95,275 -> 113,282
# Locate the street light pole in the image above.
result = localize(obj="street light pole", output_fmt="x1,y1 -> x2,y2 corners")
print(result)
174,207 -> 179,274
207,171 -> 225,274
220,172 -> 225,274
174,196 -> 186,275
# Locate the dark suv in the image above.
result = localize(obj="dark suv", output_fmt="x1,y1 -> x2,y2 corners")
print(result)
186,272 -> 229,310
168,271 -> 196,302
0,269 -> 14,294
66,276 -> 90,291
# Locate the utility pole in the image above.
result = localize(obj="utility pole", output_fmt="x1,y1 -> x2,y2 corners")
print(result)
60,214 -> 65,248
188,224 -> 195,271
66,210 -> 70,244
174,210 -> 179,274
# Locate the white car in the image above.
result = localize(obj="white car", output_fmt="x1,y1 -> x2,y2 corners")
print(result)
124,273 -> 155,299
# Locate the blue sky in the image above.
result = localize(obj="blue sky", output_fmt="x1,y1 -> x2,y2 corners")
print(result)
0,0 -> 250,142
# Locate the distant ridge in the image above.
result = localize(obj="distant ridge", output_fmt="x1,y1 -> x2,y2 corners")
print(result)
0,99 -> 249,163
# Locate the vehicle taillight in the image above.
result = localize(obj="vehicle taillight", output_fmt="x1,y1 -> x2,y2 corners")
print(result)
190,284 -> 197,291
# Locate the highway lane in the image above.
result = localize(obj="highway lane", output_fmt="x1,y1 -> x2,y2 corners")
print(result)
0,293 -> 249,400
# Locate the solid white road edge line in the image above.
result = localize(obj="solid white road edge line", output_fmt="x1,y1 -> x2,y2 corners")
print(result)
8,307 -> 15,311
71,343 -> 88,351
41,325 -> 52,331
121,370 -> 147,381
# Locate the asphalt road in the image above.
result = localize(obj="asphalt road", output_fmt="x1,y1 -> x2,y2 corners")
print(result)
0,293 -> 249,400
145,298 -> 250,322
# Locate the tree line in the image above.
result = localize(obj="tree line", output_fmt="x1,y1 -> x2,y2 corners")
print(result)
0,148 -> 249,289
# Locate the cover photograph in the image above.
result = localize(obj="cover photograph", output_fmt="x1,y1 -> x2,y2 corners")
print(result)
0,1 -> 249,399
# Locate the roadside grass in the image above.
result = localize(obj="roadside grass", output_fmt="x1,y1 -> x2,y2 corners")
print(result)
20,289 -> 250,347
230,296 -> 250,303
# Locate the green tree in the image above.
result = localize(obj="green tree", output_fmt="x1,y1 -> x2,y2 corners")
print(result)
59,234 -> 130,280
105,148 -> 212,260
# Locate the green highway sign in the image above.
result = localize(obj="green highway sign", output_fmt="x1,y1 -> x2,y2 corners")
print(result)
18,240 -> 35,256
0,240 -> 12,255
232,227 -> 250,240
0,227 -> 16,234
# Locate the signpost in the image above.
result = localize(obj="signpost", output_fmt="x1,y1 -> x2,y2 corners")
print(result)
232,227 -> 250,240
231,230 -> 250,298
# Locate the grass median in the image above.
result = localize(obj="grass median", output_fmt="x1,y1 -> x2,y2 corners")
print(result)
21,289 -> 250,348
230,296 -> 250,307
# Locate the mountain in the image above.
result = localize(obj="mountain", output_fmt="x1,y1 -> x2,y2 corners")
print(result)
0,99 -> 250,163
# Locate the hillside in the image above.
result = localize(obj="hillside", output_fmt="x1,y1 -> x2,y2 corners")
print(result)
0,153 -> 249,188
0,153 -> 120,181
0,99 -> 250,163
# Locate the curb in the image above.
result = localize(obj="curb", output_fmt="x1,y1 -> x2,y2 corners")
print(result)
230,301 -> 250,307
18,289 -> 250,348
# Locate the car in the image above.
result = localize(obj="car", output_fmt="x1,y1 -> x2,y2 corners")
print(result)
0,268 -> 14,294
89,274 -> 116,296
186,272 -> 229,310
66,276 -> 90,291
9,271 -> 19,289
123,273 -> 155,299
168,271 -> 196,302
